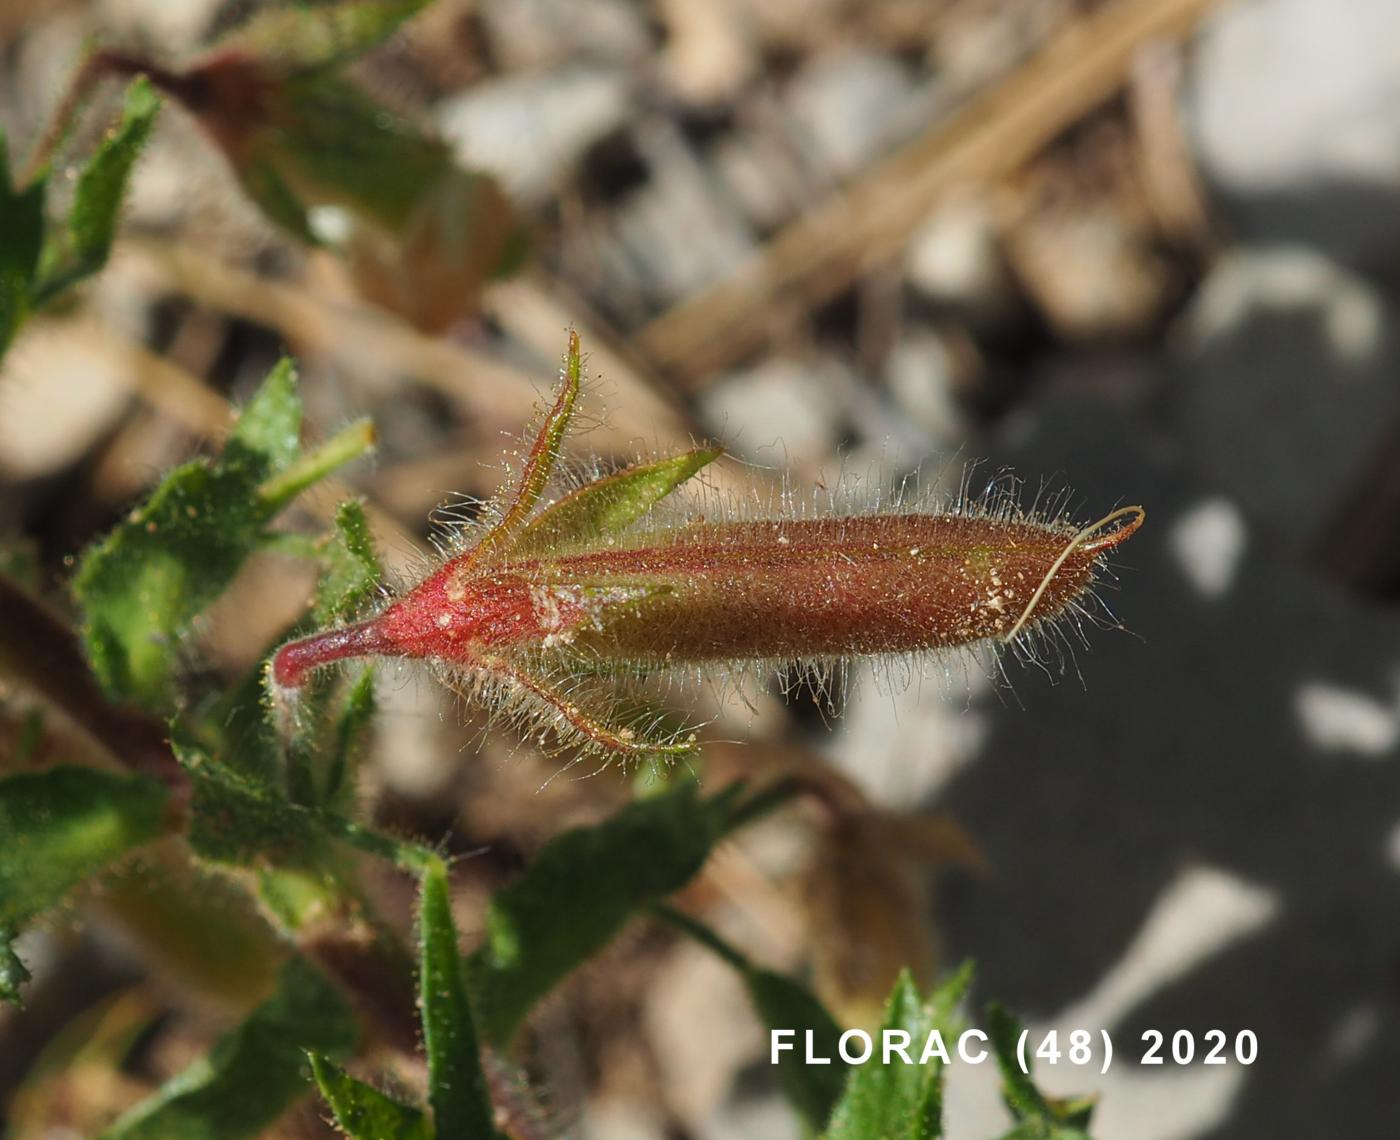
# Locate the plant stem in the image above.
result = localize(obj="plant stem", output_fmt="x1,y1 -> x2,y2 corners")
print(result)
257,419 -> 376,510
21,48 -> 187,187
722,775 -> 803,834
651,902 -> 749,970
0,572 -> 180,788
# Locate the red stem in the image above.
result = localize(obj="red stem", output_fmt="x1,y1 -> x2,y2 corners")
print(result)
22,48 -> 200,186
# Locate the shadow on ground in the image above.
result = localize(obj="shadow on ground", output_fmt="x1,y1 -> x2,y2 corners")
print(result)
937,383 -> 1400,1136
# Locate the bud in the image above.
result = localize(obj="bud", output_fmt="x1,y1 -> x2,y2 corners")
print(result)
273,333 -> 1143,760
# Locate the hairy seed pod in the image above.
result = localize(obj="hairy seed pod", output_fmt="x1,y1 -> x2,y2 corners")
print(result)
272,333 -> 1144,761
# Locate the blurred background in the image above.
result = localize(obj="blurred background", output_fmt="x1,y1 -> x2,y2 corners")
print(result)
4,0 -> 1400,1136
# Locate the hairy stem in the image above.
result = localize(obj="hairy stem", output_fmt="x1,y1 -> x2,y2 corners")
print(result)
257,419 -> 376,510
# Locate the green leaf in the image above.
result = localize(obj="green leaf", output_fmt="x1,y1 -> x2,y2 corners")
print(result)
184,738 -> 327,870
986,1004 -> 1096,1139
228,357 -> 303,472
74,358 -> 371,707
996,1127 -> 1094,1140
0,766 -> 169,1004
655,905 -> 847,1132
237,157 -> 322,245
0,134 -> 46,360
222,0 -> 433,76
322,667 -> 375,809
419,858 -> 494,1138
101,858 -> 283,1007
74,359 -> 298,705
467,779 -> 741,1044
203,497 -> 380,800
101,955 -> 357,1140
0,940 -> 30,1005
206,650 -> 284,786
279,498 -> 382,808
987,1003 -> 1051,1125
215,64 -> 525,328
245,74 -> 455,235
512,447 -> 723,557
74,455 -> 262,705
825,965 -> 974,1140
257,867 -> 339,931
32,77 -> 160,306
752,970 -> 850,1130
307,1052 -> 431,1140
314,499 -> 382,626
175,727 -> 430,874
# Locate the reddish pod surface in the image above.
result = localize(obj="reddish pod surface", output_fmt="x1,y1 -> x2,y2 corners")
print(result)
272,332 -> 1144,760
